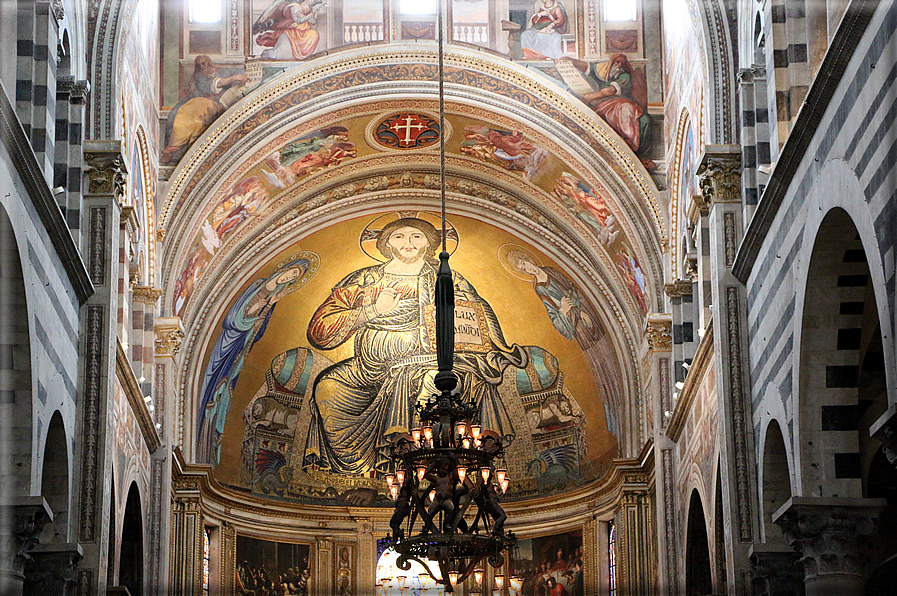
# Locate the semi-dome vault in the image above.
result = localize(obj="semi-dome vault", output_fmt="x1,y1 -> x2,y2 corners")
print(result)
160,46 -> 666,507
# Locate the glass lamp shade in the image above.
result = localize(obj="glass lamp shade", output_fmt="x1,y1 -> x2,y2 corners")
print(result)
481,467 -> 492,482
396,469 -> 406,484
470,424 -> 482,439
457,466 -> 467,483
396,576 -> 406,589
412,428 -> 422,443
462,437 -> 471,449
494,574 -> 505,589
500,478 -> 510,493
385,473 -> 396,487
422,425 -> 433,442
495,468 -> 507,483
473,568 -> 484,585
417,466 -> 427,482
510,576 -> 523,590
455,421 -> 467,437
448,571 -> 460,586
429,489 -> 436,503
389,484 -> 399,500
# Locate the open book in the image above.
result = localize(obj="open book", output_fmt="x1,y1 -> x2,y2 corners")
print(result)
555,58 -> 599,96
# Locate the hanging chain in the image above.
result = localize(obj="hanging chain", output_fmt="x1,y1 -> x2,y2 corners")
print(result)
437,0 -> 447,253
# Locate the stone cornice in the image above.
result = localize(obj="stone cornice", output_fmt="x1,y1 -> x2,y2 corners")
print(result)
115,338 -> 162,453
667,321 -> 715,442
171,442 -> 654,540
733,0 -> 876,282
0,80 -> 94,304
664,279 -> 693,298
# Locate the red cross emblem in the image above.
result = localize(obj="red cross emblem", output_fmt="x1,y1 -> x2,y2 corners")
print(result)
375,113 -> 440,149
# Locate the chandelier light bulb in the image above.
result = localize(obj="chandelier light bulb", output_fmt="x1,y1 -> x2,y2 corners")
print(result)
496,468 -> 507,483
481,467 -> 491,482
457,466 -> 467,483
396,469 -> 405,484
471,424 -> 482,439
474,568 -> 484,585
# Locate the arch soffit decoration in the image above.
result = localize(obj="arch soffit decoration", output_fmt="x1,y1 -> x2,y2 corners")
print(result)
669,108 -> 694,276
158,48 -> 668,459
87,0 -> 138,139
691,0 -> 739,145
159,47 -> 666,317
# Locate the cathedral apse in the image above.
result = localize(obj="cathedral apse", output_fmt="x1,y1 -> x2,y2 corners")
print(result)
197,212 -> 622,506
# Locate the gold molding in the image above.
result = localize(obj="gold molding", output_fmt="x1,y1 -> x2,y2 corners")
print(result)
645,314 -> 673,352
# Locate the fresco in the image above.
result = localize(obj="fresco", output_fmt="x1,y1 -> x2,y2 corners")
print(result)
172,125 -> 356,316
515,529 -> 584,596
204,212 -> 619,505
551,173 -> 648,313
460,126 -> 548,180
236,535 -> 311,595
252,0 -> 326,60
554,55 -> 650,155
163,56 -> 255,164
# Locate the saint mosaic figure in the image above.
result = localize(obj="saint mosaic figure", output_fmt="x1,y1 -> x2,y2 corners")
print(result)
197,254 -> 318,465
302,216 -> 528,476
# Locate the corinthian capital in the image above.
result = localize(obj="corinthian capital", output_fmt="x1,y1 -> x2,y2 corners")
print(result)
646,314 -> 672,352
773,497 -> 886,585
83,141 -> 128,202
697,151 -> 741,205
154,317 -> 185,357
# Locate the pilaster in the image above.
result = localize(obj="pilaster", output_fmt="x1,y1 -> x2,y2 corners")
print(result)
699,146 -> 760,593
169,475 -> 204,596
617,468 -> 654,596
315,536 -> 334,596
646,314 -> 677,596
773,497 -> 886,596
71,140 -> 126,594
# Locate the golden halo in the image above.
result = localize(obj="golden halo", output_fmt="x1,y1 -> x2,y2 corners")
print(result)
360,211 -> 458,262
270,250 -> 320,290
497,243 -> 544,281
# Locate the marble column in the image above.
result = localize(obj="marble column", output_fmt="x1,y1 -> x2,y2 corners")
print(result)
773,497 -> 886,596
0,497 -> 53,594
617,470 -> 654,596
23,543 -> 83,596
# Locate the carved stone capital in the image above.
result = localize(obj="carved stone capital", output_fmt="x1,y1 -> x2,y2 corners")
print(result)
773,497 -> 887,590
646,314 -> 672,352
23,543 -> 83,596
132,286 -> 163,304
49,0 -> 65,22
697,154 -> 741,204
0,498 -> 53,583
663,279 -> 693,298
83,142 -> 127,201
872,410 -> 897,467
154,317 -> 184,357
749,543 -> 804,596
